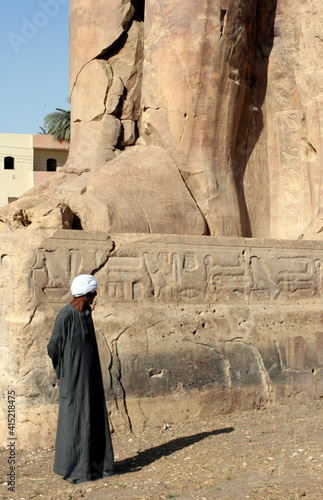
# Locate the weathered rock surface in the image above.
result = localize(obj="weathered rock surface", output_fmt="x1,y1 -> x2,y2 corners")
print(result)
67,0 -> 143,171
55,146 -> 208,234
261,0 -> 323,240
0,147 -> 207,234
1,0 -> 323,239
1,231 -> 322,448
139,0 -> 277,237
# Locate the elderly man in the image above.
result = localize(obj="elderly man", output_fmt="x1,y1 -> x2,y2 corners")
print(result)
47,274 -> 114,484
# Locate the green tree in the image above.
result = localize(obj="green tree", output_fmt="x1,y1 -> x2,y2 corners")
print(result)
38,126 -> 49,135
43,108 -> 70,142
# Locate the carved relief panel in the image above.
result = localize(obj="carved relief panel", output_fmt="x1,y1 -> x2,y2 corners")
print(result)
102,238 -> 323,303
276,110 -> 303,236
31,232 -> 113,302
30,233 -> 323,304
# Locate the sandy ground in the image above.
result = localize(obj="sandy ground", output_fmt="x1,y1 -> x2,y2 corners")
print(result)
1,398 -> 322,500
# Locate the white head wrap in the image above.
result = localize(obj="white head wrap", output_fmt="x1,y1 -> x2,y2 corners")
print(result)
71,274 -> 98,297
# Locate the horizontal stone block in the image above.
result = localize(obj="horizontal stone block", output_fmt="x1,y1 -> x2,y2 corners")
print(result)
1,231 -> 323,448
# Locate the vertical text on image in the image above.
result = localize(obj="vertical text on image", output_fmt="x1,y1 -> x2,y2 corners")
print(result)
7,389 -> 16,493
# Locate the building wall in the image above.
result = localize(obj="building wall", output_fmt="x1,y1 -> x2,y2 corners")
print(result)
33,148 -> 68,172
0,134 -> 34,206
32,134 -> 69,172
0,134 -> 69,207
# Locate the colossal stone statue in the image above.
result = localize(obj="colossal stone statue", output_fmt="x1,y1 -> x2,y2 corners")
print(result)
66,0 -> 276,237
2,1 -> 323,449
1,0 -> 323,240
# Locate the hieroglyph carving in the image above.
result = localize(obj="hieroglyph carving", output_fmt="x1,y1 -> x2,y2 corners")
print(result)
30,234 -> 323,304
103,242 -> 323,303
31,232 -> 113,302
276,110 -> 303,228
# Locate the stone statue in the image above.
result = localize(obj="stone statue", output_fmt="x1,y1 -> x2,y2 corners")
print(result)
66,0 -> 277,237
2,0 -> 323,451
1,0 -> 323,239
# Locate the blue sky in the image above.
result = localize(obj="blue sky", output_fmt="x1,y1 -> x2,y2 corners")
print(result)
0,0 -> 69,135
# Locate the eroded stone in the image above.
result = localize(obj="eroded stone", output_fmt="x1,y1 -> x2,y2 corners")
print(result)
1,231 -> 322,448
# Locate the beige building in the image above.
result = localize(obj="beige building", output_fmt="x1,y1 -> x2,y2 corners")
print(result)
0,133 -> 69,207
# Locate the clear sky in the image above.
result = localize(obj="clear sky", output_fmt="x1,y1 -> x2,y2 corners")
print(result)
0,0 -> 69,135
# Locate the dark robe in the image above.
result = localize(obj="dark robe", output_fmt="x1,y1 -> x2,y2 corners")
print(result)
47,303 -> 114,483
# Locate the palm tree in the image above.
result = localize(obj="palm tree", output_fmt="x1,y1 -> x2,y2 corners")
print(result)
38,126 -> 49,135
43,108 -> 70,142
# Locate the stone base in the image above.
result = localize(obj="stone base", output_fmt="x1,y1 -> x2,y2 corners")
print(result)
1,231 -> 323,449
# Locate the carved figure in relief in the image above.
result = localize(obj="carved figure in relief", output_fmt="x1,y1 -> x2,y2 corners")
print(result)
32,238 -> 112,302
204,251 -> 250,298
276,257 -> 318,297
102,248 -> 323,303
32,249 -> 83,301
32,250 -> 70,301
276,112 -> 302,229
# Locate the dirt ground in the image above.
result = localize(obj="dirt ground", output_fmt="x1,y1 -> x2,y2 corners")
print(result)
1,398 -> 322,500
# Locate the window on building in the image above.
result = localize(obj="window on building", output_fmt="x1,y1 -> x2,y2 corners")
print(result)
47,158 -> 57,171
4,156 -> 14,169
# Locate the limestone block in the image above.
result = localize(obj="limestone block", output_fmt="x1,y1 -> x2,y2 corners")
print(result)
0,146 -> 208,233
22,202 -> 74,230
105,75 -> 125,116
100,234 -> 323,304
121,119 -> 137,146
69,0 -> 135,89
107,18 -> 144,121
71,60 -> 111,122
19,172 -> 77,199
0,197 -> 74,230
31,230 -> 114,303
0,172 -> 77,230
68,115 -> 122,166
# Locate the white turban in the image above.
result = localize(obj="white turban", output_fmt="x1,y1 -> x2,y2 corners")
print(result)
71,274 -> 98,297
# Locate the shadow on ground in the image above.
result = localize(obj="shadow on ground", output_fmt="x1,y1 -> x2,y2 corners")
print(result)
115,427 -> 234,474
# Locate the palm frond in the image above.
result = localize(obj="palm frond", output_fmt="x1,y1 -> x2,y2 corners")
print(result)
43,108 -> 71,142
38,126 -> 49,135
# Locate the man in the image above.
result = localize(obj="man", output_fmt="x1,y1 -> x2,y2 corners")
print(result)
47,274 -> 114,484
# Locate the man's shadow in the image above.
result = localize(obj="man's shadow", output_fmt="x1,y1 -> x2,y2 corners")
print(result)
115,427 -> 234,474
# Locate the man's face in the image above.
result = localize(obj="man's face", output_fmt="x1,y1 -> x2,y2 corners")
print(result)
85,291 -> 97,305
